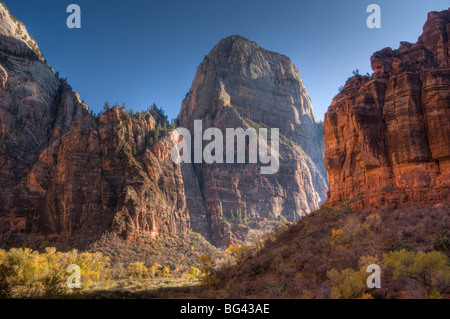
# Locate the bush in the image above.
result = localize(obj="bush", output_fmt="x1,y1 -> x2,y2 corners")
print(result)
226,245 -> 253,264
327,267 -> 369,299
0,247 -> 110,298
382,250 -> 450,298
186,267 -> 201,281
162,267 -> 172,278
126,262 -> 148,280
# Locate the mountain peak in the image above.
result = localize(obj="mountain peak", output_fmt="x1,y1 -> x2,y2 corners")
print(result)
0,2 -> 43,60
207,34 -> 289,62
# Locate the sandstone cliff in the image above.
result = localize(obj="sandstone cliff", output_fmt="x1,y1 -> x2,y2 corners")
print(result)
324,9 -> 450,208
0,4 -> 328,249
0,4 -> 189,247
178,36 -> 328,245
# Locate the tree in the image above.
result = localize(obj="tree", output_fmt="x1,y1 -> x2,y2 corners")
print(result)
154,126 -> 161,141
186,267 -> 201,281
226,245 -> 252,264
382,250 -> 450,298
237,209 -> 243,224
126,261 -> 148,280
327,267 -> 370,299
103,101 -> 110,111
162,267 -> 172,278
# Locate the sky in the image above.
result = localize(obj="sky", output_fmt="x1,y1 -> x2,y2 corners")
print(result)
4,0 -> 449,121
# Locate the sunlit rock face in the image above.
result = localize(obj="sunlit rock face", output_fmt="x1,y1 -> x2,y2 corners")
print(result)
178,35 -> 328,246
324,9 -> 450,209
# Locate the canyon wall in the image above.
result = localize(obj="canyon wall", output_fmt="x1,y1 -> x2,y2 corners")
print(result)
0,4 -> 189,247
324,9 -> 450,208
178,36 -> 328,245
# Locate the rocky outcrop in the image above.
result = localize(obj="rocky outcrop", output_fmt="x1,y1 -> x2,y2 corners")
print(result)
178,36 -> 328,245
0,3 -> 189,248
0,4 -> 87,221
1,106 -> 190,247
324,9 -> 450,208
0,4 -> 327,248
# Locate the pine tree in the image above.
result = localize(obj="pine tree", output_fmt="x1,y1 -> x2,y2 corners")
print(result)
237,209 -> 242,224
154,126 -> 161,141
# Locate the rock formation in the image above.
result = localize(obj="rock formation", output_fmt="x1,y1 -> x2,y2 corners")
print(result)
324,8 -> 450,208
0,4 -> 189,247
0,3 -> 328,248
178,36 -> 328,245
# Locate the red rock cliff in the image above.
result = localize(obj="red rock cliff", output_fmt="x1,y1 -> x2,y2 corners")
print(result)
324,9 -> 450,208
0,4 -> 189,248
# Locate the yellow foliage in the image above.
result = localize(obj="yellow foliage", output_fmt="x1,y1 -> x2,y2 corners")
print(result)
186,267 -> 201,281
0,247 -> 110,297
162,267 -> 172,278
225,245 -> 252,263
197,254 -> 213,265
331,228 -> 343,245
127,262 -> 148,280
327,267 -> 369,299
382,249 -> 450,298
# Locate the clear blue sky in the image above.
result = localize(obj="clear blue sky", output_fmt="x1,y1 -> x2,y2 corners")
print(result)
4,0 -> 449,121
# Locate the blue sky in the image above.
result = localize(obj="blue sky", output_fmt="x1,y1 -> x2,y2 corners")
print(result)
4,0 -> 449,121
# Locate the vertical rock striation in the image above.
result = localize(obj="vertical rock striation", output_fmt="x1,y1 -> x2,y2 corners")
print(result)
0,4 -> 190,248
324,9 -> 450,208
178,36 -> 328,245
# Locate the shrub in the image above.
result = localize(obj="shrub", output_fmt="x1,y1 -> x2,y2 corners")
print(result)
162,267 -> 172,278
186,267 -> 201,281
327,267 -> 369,299
126,262 -> 148,280
225,245 -> 252,264
382,250 -> 450,298
0,247 -> 110,297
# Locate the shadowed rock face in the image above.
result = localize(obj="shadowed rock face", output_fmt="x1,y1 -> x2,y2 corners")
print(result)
324,9 -> 450,209
178,36 -> 328,246
0,4 -> 190,248
0,4 -> 326,248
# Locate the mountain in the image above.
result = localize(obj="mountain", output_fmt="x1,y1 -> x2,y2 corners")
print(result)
0,4 -> 327,249
324,9 -> 450,209
215,9 -> 450,299
177,35 -> 328,245
0,3 -> 190,248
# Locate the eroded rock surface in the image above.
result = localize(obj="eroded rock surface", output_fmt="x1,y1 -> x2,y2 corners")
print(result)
324,9 -> 450,208
178,36 -> 328,245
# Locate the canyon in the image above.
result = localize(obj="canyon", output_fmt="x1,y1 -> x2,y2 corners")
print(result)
0,3 -> 327,248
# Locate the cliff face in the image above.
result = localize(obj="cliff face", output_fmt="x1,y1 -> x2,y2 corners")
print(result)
0,4 -> 189,247
0,4 -> 86,212
324,9 -> 450,208
178,36 -> 328,245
